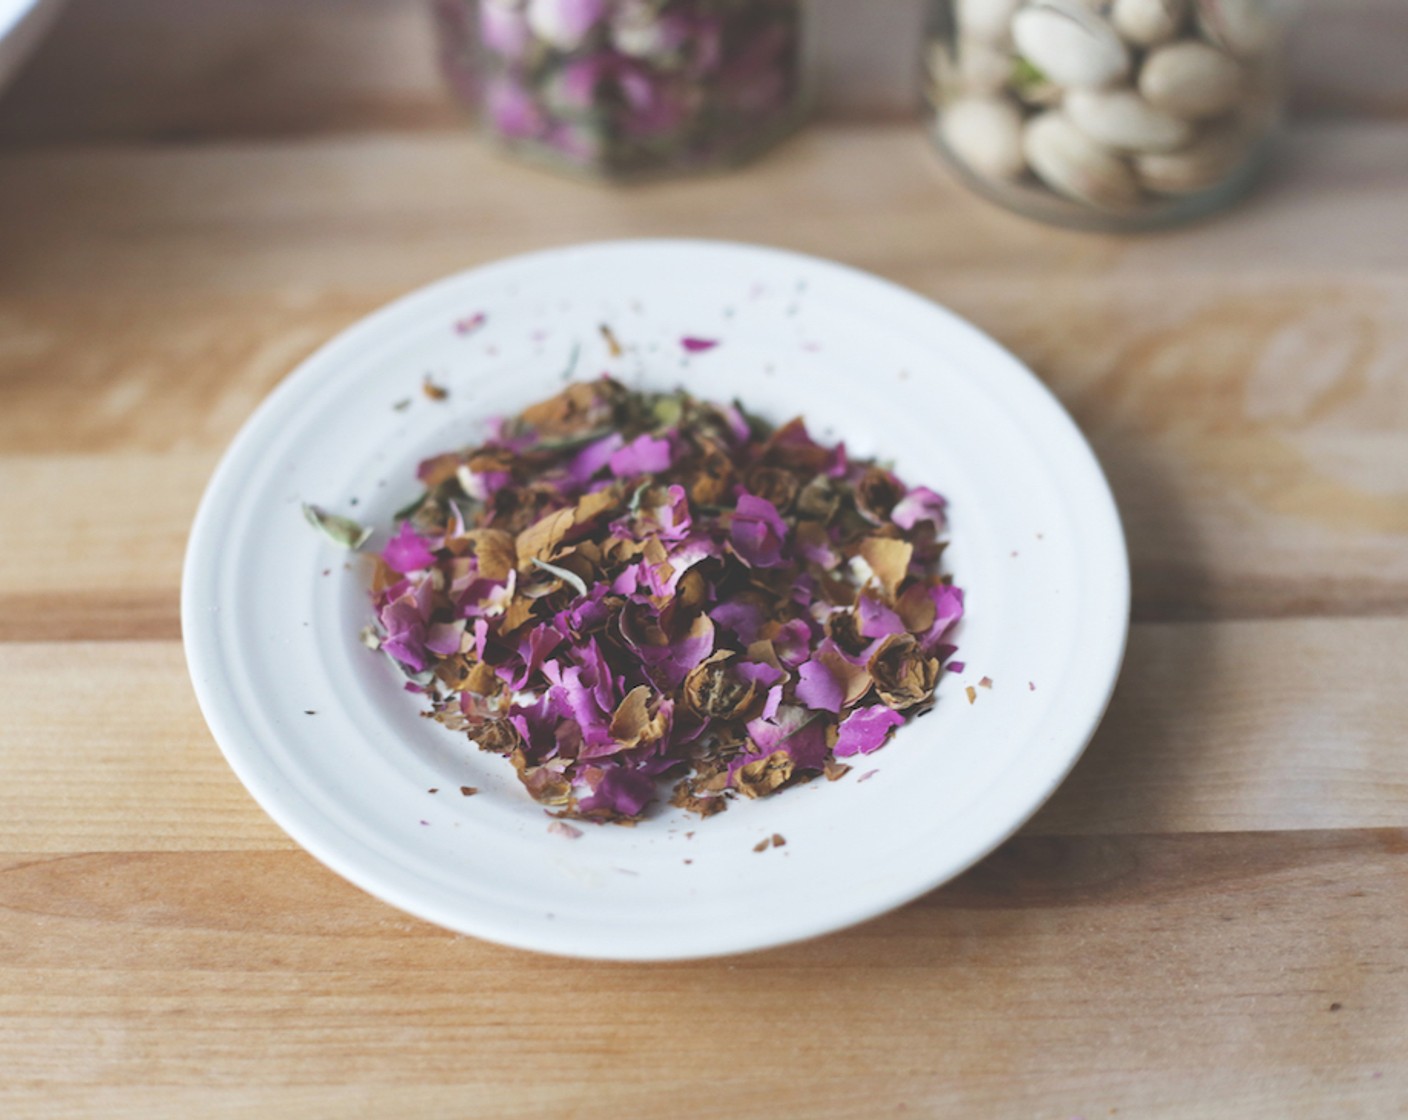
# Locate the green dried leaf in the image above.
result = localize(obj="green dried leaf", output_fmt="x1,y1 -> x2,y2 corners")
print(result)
651,394 -> 684,428
532,425 -> 615,454
559,341 -> 581,383
531,557 -> 589,599
394,491 -> 430,523
303,503 -> 372,550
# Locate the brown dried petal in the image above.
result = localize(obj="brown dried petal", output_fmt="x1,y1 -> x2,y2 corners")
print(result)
669,779 -> 727,817
434,654 -> 478,691
816,645 -> 874,709
418,452 -> 462,490
867,633 -> 940,712
499,595 -> 536,634
674,567 -> 708,613
609,685 -> 670,749
512,487 -> 616,572
510,748 -> 571,804
823,759 -> 853,782
896,581 -> 938,633
464,528 -> 517,581
515,506 -> 576,567
466,447 -> 518,476
688,438 -> 735,506
519,380 -> 620,437
859,536 -> 913,603
762,418 -> 831,473
462,660 -> 503,698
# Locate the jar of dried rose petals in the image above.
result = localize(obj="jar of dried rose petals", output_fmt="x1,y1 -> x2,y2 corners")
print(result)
434,0 -> 814,180
925,0 -> 1296,229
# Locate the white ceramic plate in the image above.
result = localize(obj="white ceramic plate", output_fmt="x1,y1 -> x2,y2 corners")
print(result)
183,240 -> 1128,961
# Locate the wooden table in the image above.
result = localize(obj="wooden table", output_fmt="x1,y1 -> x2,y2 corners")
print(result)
3,2 -> 1406,1116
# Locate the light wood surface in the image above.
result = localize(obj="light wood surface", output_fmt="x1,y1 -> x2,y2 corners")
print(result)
2,2 -> 1407,1117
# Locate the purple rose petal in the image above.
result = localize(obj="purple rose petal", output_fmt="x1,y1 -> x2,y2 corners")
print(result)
833,706 -> 905,758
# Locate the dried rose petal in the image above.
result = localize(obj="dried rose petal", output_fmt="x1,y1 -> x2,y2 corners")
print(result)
383,521 -> 438,574
833,705 -> 905,757
730,493 -> 788,569
891,486 -> 948,531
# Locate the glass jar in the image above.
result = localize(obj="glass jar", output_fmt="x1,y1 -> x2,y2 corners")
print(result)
925,0 -> 1293,230
437,0 -> 812,181
432,0 -> 483,107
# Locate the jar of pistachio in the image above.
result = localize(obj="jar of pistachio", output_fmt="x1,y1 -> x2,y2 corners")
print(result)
434,0 -> 814,181
925,0 -> 1292,229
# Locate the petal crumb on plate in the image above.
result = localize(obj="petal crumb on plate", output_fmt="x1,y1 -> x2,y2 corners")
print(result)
979,676 -> 993,689
548,820 -> 583,839
966,685 -> 977,704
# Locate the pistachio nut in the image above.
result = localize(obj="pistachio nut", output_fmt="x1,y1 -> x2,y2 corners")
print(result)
1023,110 -> 1143,210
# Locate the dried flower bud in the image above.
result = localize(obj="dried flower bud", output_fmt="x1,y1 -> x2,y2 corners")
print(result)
733,749 -> 795,799
745,465 -> 800,514
796,475 -> 840,522
867,633 -> 941,712
688,438 -> 735,506
855,467 -> 905,524
683,651 -> 763,721
473,717 -> 523,755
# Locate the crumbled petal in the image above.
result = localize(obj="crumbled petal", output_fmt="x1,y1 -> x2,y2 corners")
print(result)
609,433 -> 673,477
857,594 -> 907,641
383,521 -> 438,573
795,658 -> 846,714
567,432 -> 625,483
681,336 -> 719,353
577,766 -> 656,818
425,621 -> 466,657
919,584 -> 965,653
891,486 -> 948,531
730,493 -> 788,568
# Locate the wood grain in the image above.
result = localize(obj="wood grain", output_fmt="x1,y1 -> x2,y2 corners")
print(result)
1,127 -> 1405,634
0,831 -> 1404,1118
3,621 -> 1406,854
